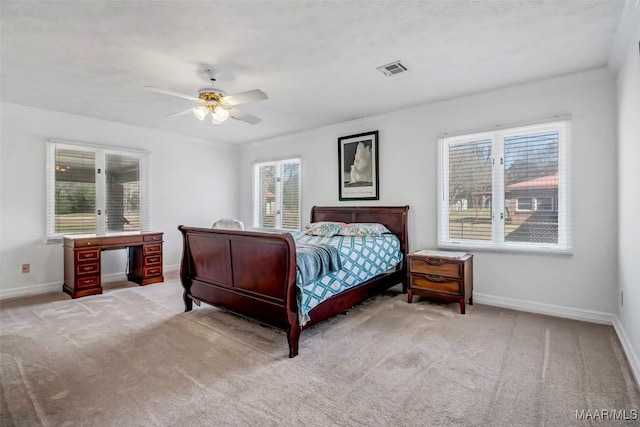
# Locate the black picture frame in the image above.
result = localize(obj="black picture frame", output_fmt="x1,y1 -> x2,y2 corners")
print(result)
338,130 -> 379,201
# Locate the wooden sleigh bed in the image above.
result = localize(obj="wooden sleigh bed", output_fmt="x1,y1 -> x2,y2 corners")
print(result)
178,205 -> 409,358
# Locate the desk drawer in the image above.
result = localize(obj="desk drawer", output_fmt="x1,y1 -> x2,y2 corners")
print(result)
76,249 -> 100,262
76,276 -> 100,289
100,235 -> 143,246
76,262 -> 99,276
144,234 -> 162,242
144,255 -> 162,266
410,273 -> 461,294
73,239 -> 101,248
144,266 -> 162,277
410,257 -> 461,278
144,244 -> 162,255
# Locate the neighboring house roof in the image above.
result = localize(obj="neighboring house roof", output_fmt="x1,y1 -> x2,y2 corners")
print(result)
506,173 -> 558,190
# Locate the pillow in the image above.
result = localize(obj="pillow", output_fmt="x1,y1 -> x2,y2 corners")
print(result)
305,222 -> 345,237
338,223 -> 392,237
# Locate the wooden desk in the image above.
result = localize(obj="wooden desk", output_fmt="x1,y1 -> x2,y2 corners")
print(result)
63,231 -> 164,299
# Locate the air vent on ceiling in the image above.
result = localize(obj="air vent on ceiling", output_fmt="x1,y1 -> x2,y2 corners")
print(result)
377,60 -> 408,77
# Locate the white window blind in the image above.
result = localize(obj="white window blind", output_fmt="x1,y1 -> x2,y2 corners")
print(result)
105,153 -> 142,232
52,147 -> 98,234
253,158 -> 301,230
46,140 -> 150,241
438,120 -> 571,254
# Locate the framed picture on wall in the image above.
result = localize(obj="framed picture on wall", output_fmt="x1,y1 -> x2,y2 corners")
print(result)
338,130 -> 379,200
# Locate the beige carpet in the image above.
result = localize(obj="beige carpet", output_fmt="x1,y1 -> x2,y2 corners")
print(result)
1,273 -> 639,426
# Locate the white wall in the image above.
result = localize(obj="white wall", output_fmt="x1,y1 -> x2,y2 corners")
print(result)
0,102 -> 239,298
239,68 -> 618,317
616,13 -> 640,378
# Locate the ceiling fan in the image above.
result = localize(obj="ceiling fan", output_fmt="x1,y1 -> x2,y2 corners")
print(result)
146,68 -> 268,125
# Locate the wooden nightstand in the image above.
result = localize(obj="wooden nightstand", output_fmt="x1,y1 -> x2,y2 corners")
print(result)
407,250 -> 473,314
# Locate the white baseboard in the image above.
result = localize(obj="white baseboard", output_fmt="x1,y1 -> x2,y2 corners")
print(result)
612,316 -> 640,389
0,280 -> 62,300
473,292 -> 614,324
475,292 -> 639,387
0,264 -> 180,300
163,264 -> 179,273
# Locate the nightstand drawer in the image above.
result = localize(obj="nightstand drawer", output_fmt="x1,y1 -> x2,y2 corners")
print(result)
410,257 -> 461,278
407,251 -> 473,314
410,273 -> 461,294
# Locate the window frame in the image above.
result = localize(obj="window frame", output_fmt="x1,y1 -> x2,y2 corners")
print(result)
45,139 -> 150,243
437,120 -> 571,255
535,196 -> 556,212
252,157 -> 301,231
516,197 -> 533,212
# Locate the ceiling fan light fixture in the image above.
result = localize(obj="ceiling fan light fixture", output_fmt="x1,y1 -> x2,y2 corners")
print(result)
211,105 -> 230,122
193,106 -> 208,121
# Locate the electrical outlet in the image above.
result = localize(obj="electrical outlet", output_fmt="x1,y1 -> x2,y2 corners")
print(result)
21,263 -> 30,273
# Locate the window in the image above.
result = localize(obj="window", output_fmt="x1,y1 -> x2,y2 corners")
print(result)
46,140 -> 150,242
536,196 -> 556,211
516,197 -> 533,211
253,158 -> 301,230
438,120 -> 571,253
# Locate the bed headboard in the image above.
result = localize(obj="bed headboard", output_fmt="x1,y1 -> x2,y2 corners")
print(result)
310,205 -> 410,257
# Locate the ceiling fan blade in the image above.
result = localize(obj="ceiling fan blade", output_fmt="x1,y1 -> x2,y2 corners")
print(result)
165,107 -> 194,118
221,89 -> 268,106
145,86 -> 200,102
229,107 -> 262,125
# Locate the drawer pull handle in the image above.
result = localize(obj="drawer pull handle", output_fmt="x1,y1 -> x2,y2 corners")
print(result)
84,279 -> 92,284
149,269 -> 157,274
149,258 -> 158,263
83,253 -> 92,258
425,274 -> 445,282
86,242 -> 91,246
83,266 -> 92,271
425,259 -> 444,266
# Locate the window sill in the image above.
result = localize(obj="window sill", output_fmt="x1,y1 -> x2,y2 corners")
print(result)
46,236 -> 63,245
438,241 -> 573,256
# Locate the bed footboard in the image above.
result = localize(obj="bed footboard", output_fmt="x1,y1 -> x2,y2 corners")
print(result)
178,226 -> 300,356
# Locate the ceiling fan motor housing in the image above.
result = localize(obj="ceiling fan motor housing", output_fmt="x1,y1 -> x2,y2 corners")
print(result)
198,88 -> 227,103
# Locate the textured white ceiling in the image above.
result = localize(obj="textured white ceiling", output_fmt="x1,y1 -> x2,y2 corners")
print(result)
0,1 -> 625,144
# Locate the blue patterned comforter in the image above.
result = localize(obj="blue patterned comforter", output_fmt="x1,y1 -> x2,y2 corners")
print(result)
296,243 -> 342,286
292,231 -> 402,326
